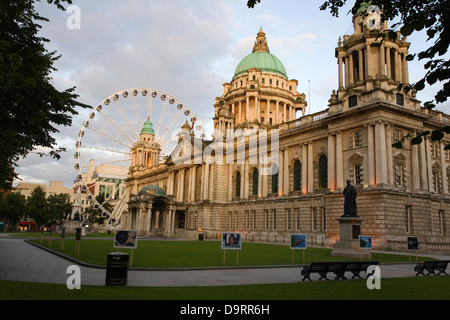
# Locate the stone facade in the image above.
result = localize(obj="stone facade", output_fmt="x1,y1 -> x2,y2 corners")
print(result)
123,8 -> 450,253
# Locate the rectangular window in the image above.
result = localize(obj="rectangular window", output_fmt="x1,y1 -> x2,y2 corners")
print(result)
433,172 -> 441,193
323,208 -> 327,231
354,164 -> 362,185
353,131 -> 362,148
396,93 -> 404,106
349,95 -> 358,108
395,163 -> 404,187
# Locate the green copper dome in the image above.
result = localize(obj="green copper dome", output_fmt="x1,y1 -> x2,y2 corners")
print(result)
356,1 -> 373,13
141,119 -> 155,135
138,185 -> 166,196
233,28 -> 288,80
234,51 -> 288,79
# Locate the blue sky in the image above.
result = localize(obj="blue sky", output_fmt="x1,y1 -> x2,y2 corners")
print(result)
14,0 -> 447,188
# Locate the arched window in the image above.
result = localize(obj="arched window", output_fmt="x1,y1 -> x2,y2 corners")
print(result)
272,165 -> 279,194
293,160 -> 302,191
252,168 -> 259,196
236,172 -> 241,198
319,155 -> 328,188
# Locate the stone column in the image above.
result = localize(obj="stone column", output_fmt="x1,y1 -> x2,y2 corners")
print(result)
180,169 -> 185,202
203,163 -> 210,200
385,123 -> 393,185
328,133 -> 336,191
397,52 -> 403,83
284,147 -> 289,195
440,141 -> 448,194
155,210 -> 160,232
228,163 -> 233,201
365,44 -> 371,79
411,134 -> 421,190
345,55 -> 349,87
302,144 -> 308,194
246,96 -> 250,122
338,56 -> 344,88
244,158 -> 249,199
279,147 -> 284,196
380,43 -> 385,77
349,52 -> 354,85
386,47 -> 392,79
419,137 -> 428,190
366,123 -> 375,186
425,137 -> 433,192
144,204 -> 152,235
358,49 -> 364,81
403,52 -> 410,84
276,100 -> 279,124
191,166 -> 197,202
308,142 -> 314,193
336,131 -> 344,190
375,121 -> 388,185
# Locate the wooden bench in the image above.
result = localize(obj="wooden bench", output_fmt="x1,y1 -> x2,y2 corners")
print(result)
414,260 -> 449,276
301,261 -> 379,281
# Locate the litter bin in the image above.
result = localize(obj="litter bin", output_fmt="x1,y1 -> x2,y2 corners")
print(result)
105,252 -> 129,286
198,233 -> 204,241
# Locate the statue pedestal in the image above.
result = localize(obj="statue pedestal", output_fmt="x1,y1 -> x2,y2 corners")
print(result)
331,216 -> 370,259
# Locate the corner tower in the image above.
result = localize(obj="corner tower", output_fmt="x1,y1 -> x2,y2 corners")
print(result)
130,119 -> 161,173
215,28 -> 307,137
330,3 -> 420,113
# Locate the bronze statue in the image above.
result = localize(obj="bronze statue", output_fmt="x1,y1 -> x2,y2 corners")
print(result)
343,180 -> 358,217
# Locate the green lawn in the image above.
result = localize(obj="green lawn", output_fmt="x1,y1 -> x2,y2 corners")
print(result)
2,277 -> 450,300
4,239 -> 449,301
30,238 -> 429,268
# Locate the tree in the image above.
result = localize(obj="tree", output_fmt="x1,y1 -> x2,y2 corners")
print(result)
0,0 -> 90,191
26,186 -> 48,231
47,193 -> 71,230
0,192 -> 26,229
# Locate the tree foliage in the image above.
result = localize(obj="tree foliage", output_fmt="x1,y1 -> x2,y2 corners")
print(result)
47,193 -> 71,228
26,186 -> 48,228
0,192 -> 26,228
0,0 -> 90,191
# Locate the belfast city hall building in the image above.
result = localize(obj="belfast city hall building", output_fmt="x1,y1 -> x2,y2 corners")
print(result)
123,5 -> 450,253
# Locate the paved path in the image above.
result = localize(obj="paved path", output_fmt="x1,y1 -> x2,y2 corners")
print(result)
0,237 -> 446,287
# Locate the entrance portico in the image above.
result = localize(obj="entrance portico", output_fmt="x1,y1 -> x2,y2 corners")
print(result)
127,185 -> 178,237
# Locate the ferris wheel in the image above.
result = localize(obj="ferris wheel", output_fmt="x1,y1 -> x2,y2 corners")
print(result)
74,88 -> 204,226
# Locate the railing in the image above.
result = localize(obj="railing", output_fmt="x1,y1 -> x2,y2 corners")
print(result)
387,240 -> 450,255
285,109 -> 329,130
